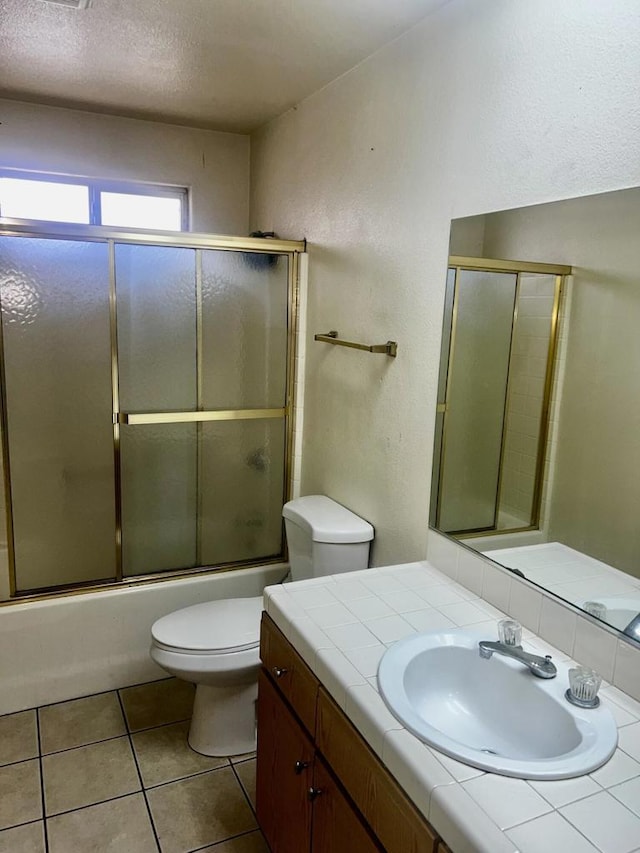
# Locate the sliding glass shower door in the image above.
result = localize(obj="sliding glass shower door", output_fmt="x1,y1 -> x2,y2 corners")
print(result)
116,244 -> 289,577
0,227 -> 298,596
0,237 -> 117,590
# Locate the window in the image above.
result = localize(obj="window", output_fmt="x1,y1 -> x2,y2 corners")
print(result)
0,171 -> 188,231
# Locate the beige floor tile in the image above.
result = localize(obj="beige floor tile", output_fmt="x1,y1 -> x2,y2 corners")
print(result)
0,760 -> 42,831
229,751 -> 256,764
0,821 -> 45,853
120,679 -> 195,732
132,720 -> 227,788
42,736 -> 140,815
200,830 -> 269,852
0,711 -> 38,767
39,691 -> 126,754
147,766 -> 256,853
234,759 -> 257,811
47,793 -> 157,853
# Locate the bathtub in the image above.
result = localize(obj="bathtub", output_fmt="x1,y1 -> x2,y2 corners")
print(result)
0,562 -> 287,715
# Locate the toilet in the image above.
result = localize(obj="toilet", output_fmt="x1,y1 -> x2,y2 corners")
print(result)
149,495 -> 374,756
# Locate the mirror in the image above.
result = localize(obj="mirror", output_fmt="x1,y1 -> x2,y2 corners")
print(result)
430,186 -> 640,642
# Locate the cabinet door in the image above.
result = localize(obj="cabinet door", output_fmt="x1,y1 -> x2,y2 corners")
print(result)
311,756 -> 382,853
256,669 -> 314,853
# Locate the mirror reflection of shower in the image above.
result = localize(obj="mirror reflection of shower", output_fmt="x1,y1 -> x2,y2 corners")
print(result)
431,256 -> 569,538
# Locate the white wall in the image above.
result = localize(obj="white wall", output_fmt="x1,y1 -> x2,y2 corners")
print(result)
0,99 -> 250,234
249,0 -> 640,567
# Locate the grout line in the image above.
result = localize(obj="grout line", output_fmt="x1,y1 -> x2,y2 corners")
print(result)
122,713 -> 194,737
0,754 -> 40,771
45,790 -> 144,821
143,763 -> 232,794
32,717 -> 197,763
187,827 -> 265,852
229,754 -> 257,766
0,817 -> 46,837
40,731 -> 129,759
1,676 -> 176,719
116,691 -> 161,853
35,708 -> 50,853
229,759 -> 257,818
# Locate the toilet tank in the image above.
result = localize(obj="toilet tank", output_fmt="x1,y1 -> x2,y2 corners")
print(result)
282,495 -> 374,581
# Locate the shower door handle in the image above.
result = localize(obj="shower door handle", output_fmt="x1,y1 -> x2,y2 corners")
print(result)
120,408 -> 286,425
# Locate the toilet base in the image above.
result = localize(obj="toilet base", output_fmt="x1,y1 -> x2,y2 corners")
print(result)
188,681 -> 258,757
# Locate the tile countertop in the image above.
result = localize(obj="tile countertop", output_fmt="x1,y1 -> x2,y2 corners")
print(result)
262,561 -> 640,853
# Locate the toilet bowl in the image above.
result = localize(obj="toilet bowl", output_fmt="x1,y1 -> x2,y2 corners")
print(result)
150,596 -> 263,757
149,495 -> 374,756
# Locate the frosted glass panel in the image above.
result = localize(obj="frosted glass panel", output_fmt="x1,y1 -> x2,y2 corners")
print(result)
439,270 -> 517,532
120,424 -> 197,575
0,237 -> 115,590
116,244 -> 197,411
201,250 -> 289,409
200,419 -> 285,565
497,274 -> 556,528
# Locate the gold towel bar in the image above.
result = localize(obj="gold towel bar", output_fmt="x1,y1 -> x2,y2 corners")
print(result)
314,330 -> 397,358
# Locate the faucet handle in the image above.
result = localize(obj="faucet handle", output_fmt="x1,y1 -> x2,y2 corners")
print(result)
566,666 -> 602,708
498,619 -> 522,647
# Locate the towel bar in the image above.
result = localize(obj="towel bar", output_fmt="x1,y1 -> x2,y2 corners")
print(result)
314,330 -> 397,357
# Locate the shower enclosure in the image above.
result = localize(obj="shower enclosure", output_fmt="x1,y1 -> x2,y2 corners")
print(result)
431,256 -> 569,537
0,223 -> 305,598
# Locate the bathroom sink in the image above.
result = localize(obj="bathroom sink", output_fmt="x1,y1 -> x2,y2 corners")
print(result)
377,629 -> 617,780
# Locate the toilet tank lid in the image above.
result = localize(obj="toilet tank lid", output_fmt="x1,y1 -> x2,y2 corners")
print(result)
282,495 -> 374,544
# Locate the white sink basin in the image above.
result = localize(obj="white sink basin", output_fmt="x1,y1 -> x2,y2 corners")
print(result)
378,629 -> 617,779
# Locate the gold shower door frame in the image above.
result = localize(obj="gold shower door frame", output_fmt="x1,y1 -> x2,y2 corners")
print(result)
435,255 -> 571,539
0,220 -> 306,602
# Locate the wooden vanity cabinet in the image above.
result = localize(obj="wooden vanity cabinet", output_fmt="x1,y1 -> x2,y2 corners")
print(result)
257,614 -> 443,853
256,669 -> 314,853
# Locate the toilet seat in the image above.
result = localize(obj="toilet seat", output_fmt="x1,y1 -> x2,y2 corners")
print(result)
151,596 -> 263,655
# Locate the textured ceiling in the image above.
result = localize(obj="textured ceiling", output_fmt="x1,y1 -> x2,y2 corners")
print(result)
0,0 -> 448,132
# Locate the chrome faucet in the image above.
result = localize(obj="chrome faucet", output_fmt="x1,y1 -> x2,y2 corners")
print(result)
478,640 -> 557,678
623,613 -> 640,642
479,620 -> 557,679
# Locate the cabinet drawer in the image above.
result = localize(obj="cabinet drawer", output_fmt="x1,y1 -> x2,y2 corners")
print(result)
316,687 -> 438,853
260,613 -> 319,734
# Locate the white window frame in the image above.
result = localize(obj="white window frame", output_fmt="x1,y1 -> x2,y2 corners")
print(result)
0,170 -> 189,231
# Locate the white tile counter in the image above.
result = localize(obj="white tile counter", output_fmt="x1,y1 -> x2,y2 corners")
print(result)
263,561 -> 640,853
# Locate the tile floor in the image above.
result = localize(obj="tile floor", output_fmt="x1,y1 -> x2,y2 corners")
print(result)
0,678 -> 269,853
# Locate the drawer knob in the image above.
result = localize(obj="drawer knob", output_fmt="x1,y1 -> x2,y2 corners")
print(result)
308,787 -> 323,801
294,760 -> 310,775
272,666 -> 288,678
